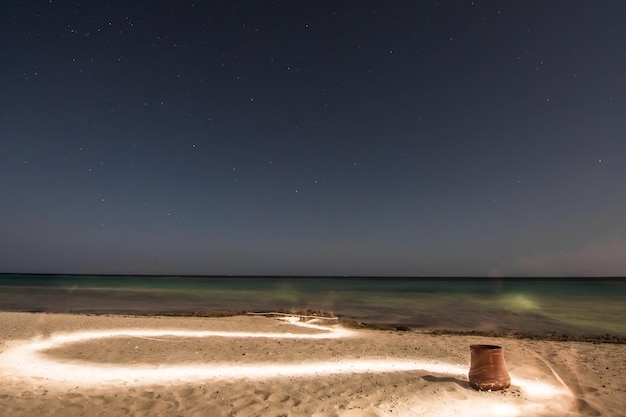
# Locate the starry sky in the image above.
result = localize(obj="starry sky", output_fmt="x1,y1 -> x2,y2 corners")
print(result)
1,1 -> 625,277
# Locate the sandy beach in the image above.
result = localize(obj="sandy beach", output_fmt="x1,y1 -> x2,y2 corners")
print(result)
0,312 -> 624,416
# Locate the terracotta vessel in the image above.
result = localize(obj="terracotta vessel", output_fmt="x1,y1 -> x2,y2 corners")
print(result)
468,344 -> 511,391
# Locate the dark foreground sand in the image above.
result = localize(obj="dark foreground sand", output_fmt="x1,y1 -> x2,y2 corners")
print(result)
0,312 -> 624,416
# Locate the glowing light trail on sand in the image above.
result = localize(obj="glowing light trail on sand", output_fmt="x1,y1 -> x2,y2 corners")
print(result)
0,317 -> 573,416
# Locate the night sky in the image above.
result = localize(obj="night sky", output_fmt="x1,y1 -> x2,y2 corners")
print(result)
2,1 -> 625,276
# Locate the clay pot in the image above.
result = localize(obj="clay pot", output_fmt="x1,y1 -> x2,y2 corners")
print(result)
468,344 -> 511,391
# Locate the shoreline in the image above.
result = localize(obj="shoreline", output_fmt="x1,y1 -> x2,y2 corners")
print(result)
2,308 -> 625,344
2,276 -> 625,341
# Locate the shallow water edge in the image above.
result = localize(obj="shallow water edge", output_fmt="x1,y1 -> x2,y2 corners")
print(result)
1,274 -> 625,340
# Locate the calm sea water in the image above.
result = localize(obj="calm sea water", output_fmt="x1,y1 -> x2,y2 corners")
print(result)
1,274 -> 624,337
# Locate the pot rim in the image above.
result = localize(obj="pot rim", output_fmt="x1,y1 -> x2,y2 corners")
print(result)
469,344 -> 502,350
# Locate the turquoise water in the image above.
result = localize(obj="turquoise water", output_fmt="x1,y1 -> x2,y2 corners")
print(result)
1,274 -> 624,337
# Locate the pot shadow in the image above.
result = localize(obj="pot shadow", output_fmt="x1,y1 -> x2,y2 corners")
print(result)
422,374 -> 472,390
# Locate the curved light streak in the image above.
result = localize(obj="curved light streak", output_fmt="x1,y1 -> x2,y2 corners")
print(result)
0,317 -> 573,416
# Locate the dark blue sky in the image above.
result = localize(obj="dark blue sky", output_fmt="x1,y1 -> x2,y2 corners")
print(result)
1,1 -> 625,276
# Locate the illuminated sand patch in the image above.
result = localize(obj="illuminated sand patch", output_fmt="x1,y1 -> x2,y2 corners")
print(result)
0,317 -> 573,416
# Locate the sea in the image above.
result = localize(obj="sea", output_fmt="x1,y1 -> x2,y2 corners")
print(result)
1,274 -> 624,338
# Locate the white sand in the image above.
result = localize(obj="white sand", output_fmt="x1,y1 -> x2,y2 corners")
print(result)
0,312 -> 623,416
